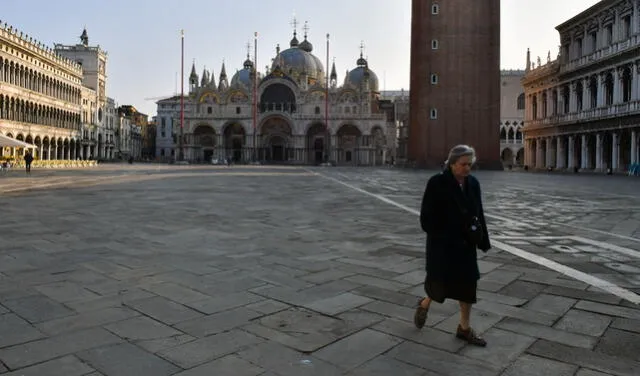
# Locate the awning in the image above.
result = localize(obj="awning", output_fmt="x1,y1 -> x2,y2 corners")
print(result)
0,133 -> 38,148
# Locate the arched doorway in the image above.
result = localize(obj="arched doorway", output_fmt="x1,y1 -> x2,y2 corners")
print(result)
260,83 -> 296,113
306,123 -> 327,164
223,123 -> 246,162
260,116 -> 292,163
336,124 -> 362,165
193,125 -> 216,162
501,148 -> 514,165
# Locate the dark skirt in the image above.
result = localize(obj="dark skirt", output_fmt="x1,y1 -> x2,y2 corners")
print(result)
424,277 -> 477,304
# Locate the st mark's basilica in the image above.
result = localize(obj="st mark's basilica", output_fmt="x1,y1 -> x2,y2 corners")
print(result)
155,21 -> 393,165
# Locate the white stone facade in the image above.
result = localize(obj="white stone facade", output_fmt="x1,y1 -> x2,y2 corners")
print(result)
156,27 -> 392,165
500,70 -> 525,166
523,0 -> 640,172
0,23 -> 83,160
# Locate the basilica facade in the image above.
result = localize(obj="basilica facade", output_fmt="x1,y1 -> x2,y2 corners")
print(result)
155,27 -> 392,165
522,0 -> 640,172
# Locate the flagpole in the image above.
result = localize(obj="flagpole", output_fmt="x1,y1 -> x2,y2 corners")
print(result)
253,31 -> 258,163
179,29 -> 184,162
325,33 -> 330,164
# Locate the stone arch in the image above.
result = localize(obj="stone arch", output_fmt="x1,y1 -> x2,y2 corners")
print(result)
507,127 -> 515,142
501,148 -> 514,165
516,148 -> 524,165
260,83 -> 297,113
222,122 -> 247,162
306,122 -> 328,164
336,124 -> 362,165
500,128 -> 507,141
259,115 -> 293,162
192,124 -> 217,162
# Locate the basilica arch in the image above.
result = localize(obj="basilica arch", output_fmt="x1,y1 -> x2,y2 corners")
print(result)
336,124 -> 362,165
222,122 -> 246,162
259,115 -> 293,163
260,83 -> 297,114
192,124 -> 216,162
306,122 -> 328,164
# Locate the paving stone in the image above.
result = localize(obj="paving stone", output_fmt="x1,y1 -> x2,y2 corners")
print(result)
554,309 -> 613,337
185,291 -> 264,314
125,296 -> 203,325
595,328 -> 640,362
434,309 -> 503,335
476,290 -> 527,306
157,329 -> 263,369
524,293 -> 577,317
459,328 -> 536,368
499,280 -> 548,300
34,281 -> 100,303
64,289 -> 155,313
300,269 -> 355,284
344,274 -> 412,291
575,369 -> 618,376
359,300 -> 420,323
501,354 -> 579,376
391,270 -> 425,285
314,329 -> 402,371
139,282 -> 212,304
388,341 -> 500,376
351,285 -> 419,307
174,306 -> 261,338
544,285 -> 623,305
77,342 -> 180,376
245,299 -> 290,315
0,327 -> 122,369
611,317 -> 640,334
236,341 -> 343,376
2,294 -> 74,323
135,334 -> 196,354
372,318 -> 465,353
575,300 -> 640,320
1,355 -> 96,376
103,316 -> 184,341
171,354 -> 265,376
36,306 -> 139,336
498,317 -> 598,348
474,300 -> 557,325
304,292 -> 373,315
0,313 -> 46,348
344,355 -> 429,376
527,339 -> 640,376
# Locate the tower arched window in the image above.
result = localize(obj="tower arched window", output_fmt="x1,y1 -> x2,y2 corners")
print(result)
431,3 -> 439,15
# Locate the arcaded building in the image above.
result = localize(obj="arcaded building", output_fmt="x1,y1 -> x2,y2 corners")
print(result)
408,0 -> 502,169
522,0 -> 640,172
500,70 -> 526,166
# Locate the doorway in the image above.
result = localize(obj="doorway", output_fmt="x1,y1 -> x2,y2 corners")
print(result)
232,138 -> 242,162
314,138 -> 324,164
203,149 -> 214,162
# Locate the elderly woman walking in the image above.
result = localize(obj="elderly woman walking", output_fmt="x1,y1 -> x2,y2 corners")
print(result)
413,145 -> 491,347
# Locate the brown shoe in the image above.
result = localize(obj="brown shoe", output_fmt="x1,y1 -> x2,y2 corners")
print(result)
456,325 -> 487,347
413,299 -> 428,329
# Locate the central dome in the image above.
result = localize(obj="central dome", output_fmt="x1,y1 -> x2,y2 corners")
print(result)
271,32 -> 325,84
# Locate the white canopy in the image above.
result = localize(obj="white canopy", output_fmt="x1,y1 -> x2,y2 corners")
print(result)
0,133 -> 37,149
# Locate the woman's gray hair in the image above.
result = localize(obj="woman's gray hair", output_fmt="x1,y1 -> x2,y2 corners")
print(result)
445,144 -> 477,166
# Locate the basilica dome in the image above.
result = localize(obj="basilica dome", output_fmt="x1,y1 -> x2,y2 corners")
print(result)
345,55 -> 379,92
271,32 -> 325,84
230,57 -> 262,89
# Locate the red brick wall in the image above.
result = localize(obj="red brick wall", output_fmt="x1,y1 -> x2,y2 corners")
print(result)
408,0 -> 502,169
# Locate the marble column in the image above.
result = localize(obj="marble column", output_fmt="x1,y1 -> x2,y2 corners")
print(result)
581,134 -> 588,169
568,135 -> 575,168
596,133 -> 603,170
536,139 -> 544,169
612,132 -> 619,170
631,130 -> 637,165
556,136 -> 565,169
597,73 -> 605,107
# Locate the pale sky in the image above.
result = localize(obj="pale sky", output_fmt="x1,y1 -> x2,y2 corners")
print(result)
1,0 -> 601,116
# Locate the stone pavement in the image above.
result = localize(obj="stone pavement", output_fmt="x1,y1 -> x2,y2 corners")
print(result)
0,164 -> 638,375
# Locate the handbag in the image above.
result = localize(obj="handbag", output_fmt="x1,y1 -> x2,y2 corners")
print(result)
452,190 -> 484,246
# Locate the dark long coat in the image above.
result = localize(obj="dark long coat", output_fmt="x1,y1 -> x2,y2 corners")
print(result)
419,169 -> 491,282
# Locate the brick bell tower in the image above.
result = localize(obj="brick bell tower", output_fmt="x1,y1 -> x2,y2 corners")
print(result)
408,0 -> 502,169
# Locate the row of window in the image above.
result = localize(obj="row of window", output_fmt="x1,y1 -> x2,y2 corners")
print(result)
0,57 -> 82,104
0,94 -> 80,129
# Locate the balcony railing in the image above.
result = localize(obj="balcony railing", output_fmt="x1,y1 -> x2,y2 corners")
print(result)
525,99 -> 640,128
560,34 -> 640,74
